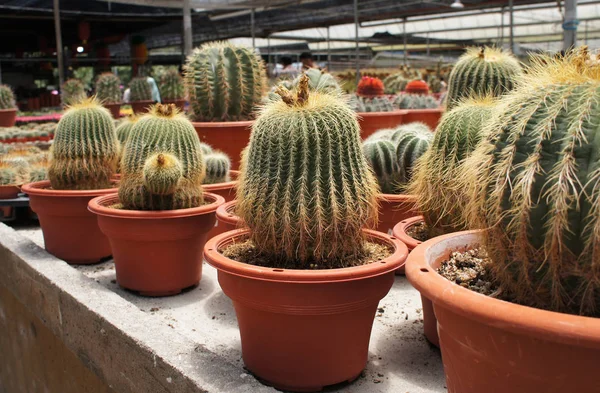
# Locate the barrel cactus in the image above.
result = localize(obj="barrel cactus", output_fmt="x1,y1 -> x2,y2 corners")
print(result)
48,98 -> 119,190
463,48 -> 600,315
0,162 -> 18,186
184,41 -> 266,122
119,103 -> 205,210
356,96 -> 395,112
356,76 -> 385,97
129,77 -> 152,102
389,122 -> 432,143
96,73 -> 121,104
115,115 -> 139,172
61,79 -> 86,107
159,69 -> 184,101
446,46 -> 522,111
395,128 -> 433,185
199,142 -> 213,155
394,94 -> 439,109
204,152 -> 231,184
405,80 -> 429,95
383,73 -> 408,94
237,75 -> 379,267
0,84 -> 16,110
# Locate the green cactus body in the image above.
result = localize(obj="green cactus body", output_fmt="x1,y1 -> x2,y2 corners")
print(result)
184,41 -> 266,122
199,142 -> 213,156
463,50 -> 600,315
115,115 -> 139,173
129,77 -> 152,102
389,122 -> 432,143
159,69 -> 184,101
383,73 -> 408,94
119,104 -> 205,210
96,73 -> 121,104
237,76 -> 379,267
356,96 -> 395,113
29,166 -> 48,182
347,95 -> 365,112
204,152 -> 231,184
4,157 -> 30,184
362,139 -> 398,194
0,163 -> 17,185
294,68 -> 341,93
0,85 -> 16,110
446,46 -> 522,111
363,127 -> 396,143
395,129 -> 433,185
48,99 -> 118,190
393,94 -> 439,109
61,79 -> 87,107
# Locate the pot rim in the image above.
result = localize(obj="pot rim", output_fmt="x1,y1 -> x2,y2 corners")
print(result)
405,230 -> 600,347
191,120 -> 254,127
356,110 -> 404,118
203,170 -> 240,192
88,191 -> 224,219
22,180 -> 118,198
216,200 -> 240,226
0,108 -> 17,113
130,100 -> 154,103
392,215 -> 424,250
378,193 -> 416,203
204,228 -> 408,284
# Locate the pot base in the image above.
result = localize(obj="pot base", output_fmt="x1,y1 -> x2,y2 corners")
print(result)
258,371 -> 362,392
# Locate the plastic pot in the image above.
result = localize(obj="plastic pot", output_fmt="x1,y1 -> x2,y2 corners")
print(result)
204,170 -> 240,240
130,100 -> 154,115
215,200 -> 241,234
357,111 -> 405,140
0,185 -> 20,200
204,228 -> 408,392
402,108 -> 444,130
0,108 -> 17,127
103,102 -> 122,119
192,121 -> 254,170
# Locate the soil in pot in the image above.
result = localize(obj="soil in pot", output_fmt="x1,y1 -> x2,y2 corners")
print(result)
405,221 -> 430,242
437,248 -> 497,296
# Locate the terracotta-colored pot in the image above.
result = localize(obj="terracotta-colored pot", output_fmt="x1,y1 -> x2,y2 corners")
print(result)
21,180 -> 118,264
204,228 -> 408,392
162,99 -> 186,112
204,170 -> 240,240
0,185 -> 20,199
357,111 -> 405,140
103,102 -> 122,119
406,230 -> 600,393
392,215 -> 425,251
402,108 -> 444,130
215,200 -> 241,234
130,100 -> 154,115
88,192 -> 224,297
192,121 -> 253,170
0,108 -> 17,127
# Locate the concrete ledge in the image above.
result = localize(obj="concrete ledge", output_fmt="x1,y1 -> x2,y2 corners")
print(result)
2,222 -> 446,393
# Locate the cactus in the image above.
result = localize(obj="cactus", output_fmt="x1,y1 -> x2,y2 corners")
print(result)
362,139 -> 399,194
393,93 -> 439,109
0,84 -> 16,110
427,75 -> 442,93
405,80 -> 430,95
119,104 -> 205,210
199,142 -> 213,156
0,162 -> 17,186
204,152 -> 231,184
446,46 -> 522,111
48,98 -> 118,190
462,48 -> 600,315
3,157 -> 30,184
347,95 -> 365,112
356,76 -> 385,97
395,128 -> 433,185
356,96 -> 395,112
129,77 -> 152,102
61,79 -> 87,107
115,115 -> 139,173
96,73 -> 121,104
184,41 -> 266,122
389,122 -> 432,143
159,69 -> 184,101
237,76 -> 379,267
363,127 -> 396,143
294,68 -> 341,93
383,73 -> 408,94
408,96 -> 495,238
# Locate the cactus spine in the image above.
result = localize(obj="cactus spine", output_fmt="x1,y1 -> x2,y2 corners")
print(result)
446,46 -> 522,111
0,84 -> 16,110
362,139 -> 399,194
61,79 -> 87,107
237,76 -> 379,267
48,98 -> 118,190
356,96 -> 395,112
129,77 -> 152,102
294,68 -> 341,93
395,129 -> 433,185
0,161 -> 18,185
393,94 -> 439,109
119,104 -> 205,210
184,41 -> 266,122
382,73 -> 408,94
204,152 -> 231,184
115,115 -> 139,173
95,73 -> 121,104
159,69 -> 185,101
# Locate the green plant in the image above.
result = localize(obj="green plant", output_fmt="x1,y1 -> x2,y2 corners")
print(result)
115,115 -> 139,172
446,46 -> 522,111
382,73 -> 408,94
236,76 -> 379,267
96,73 -> 121,104
204,152 -> 231,184
395,128 -> 433,185
199,142 -> 213,155
0,84 -> 16,110
3,157 -> 30,185
389,122 -> 432,143
0,162 -> 17,185
393,94 -> 439,109
129,77 -> 152,102
408,96 -> 495,238
61,79 -> 87,107
48,98 -> 118,190
118,104 -> 205,210
296,68 -> 341,93
362,139 -> 398,194
159,69 -> 184,101
355,96 -> 395,112
184,41 -> 266,122
463,49 -> 600,316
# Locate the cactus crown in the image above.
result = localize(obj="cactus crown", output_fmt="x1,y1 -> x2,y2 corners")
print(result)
129,77 -> 152,102
405,80 -> 429,95
204,151 -> 231,184
115,114 -> 139,146
355,96 -> 395,113
0,84 -> 16,110
356,76 -> 385,97
159,69 -> 184,101
293,68 -> 341,93
395,128 -> 433,186
446,46 -> 522,111
184,41 -> 266,122
462,48 -> 600,315
95,73 -> 121,104
236,75 -> 379,267
118,103 -> 205,210
61,79 -> 87,107
49,98 -> 118,190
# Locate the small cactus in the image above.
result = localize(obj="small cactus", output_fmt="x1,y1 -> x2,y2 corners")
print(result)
119,104 -> 205,210
393,94 -> 439,109
389,122 -> 432,143
362,139 -> 398,194
204,152 -> 231,184
159,69 -> 184,101
61,79 -> 87,107
0,162 -> 18,186
356,76 -> 385,97
129,77 -> 152,102
382,73 -> 408,94
0,84 -> 16,110
115,115 -> 139,173
199,142 -> 213,156
3,157 -> 30,185
355,96 -> 395,112
96,73 -> 121,104
395,128 -> 433,185
294,68 -> 341,93
48,98 -> 119,190
405,80 -> 429,95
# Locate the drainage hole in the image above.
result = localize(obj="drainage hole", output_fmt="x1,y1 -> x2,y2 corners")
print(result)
273,269 -> 284,272
420,268 -> 429,273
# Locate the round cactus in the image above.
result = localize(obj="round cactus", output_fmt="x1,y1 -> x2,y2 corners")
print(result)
61,79 -> 87,107
0,162 -> 18,186
199,142 -> 213,156
393,94 -> 439,109
389,122 -> 432,143
405,80 -> 430,95
294,68 -> 341,93
237,76 -> 379,267
96,73 -> 121,104
0,84 -> 16,110
204,152 -> 231,184
129,77 -> 152,102
395,128 -> 434,185
356,76 -> 385,97
159,69 -> 184,101
362,139 -> 398,194
382,73 -> 408,94
115,115 -> 139,173
119,104 -> 205,210
3,157 -> 30,185
446,46 -> 522,111
48,98 -> 118,190
184,41 -> 266,122
356,96 -> 395,113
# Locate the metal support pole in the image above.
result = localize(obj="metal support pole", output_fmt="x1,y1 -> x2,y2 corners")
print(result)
354,0 -> 360,85
500,6 -> 505,47
403,18 -> 407,65
53,0 -> 64,89
251,8 -> 256,49
509,0 -> 514,53
563,0 -> 578,51
426,32 -> 430,57
183,0 -> 192,57
327,26 -> 331,69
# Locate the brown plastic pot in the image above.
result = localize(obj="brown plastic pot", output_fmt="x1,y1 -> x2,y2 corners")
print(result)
406,230 -> 600,393
22,180 -> 118,264
192,121 -> 253,170
103,102 -> 122,119
402,108 -> 444,130
357,111 -> 405,140
204,228 -> 408,392
130,100 -> 154,115
215,200 -> 241,234
0,185 -> 20,199
0,108 -> 17,127
162,99 -> 186,112
88,192 -> 224,296
204,170 -> 240,240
